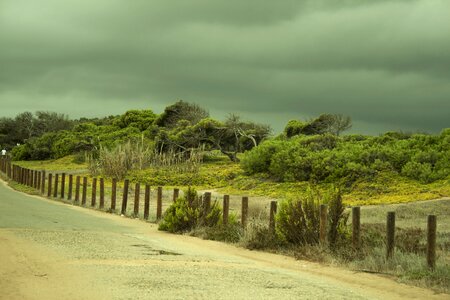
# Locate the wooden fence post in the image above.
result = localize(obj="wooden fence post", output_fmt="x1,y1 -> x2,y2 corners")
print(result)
223,195 -> 230,225
68,174 -> 73,200
7,162 -> 11,179
241,196 -> 248,228
352,207 -> 361,250
34,171 -> 38,189
82,177 -> 87,206
386,211 -> 396,259
35,171 -> 40,189
111,178 -> 117,211
99,178 -> 105,209
47,173 -> 52,197
134,183 -> 140,217
156,187 -> 162,220
41,171 -> 46,195
427,215 -> 437,269
91,178 -> 97,207
269,201 -> 277,233
204,192 -> 211,214
121,179 -> 129,215
144,184 -> 150,220
320,204 -> 328,244
53,173 -> 59,198
61,173 -> 66,199
75,176 -> 80,203
173,188 -> 179,202
37,171 -> 40,189
32,170 -> 36,188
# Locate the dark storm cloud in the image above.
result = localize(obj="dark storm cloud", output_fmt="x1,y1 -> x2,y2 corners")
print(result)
0,0 -> 449,133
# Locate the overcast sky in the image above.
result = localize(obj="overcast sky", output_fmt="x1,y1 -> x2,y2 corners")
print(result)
1,0 -> 449,134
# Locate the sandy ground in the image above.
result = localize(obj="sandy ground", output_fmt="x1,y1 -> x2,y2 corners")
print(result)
0,180 -> 449,300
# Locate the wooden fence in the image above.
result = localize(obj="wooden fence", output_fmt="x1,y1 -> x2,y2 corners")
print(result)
0,157 -> 438,269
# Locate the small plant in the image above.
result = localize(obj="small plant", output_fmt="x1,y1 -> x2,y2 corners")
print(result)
158,187 -> 222,233
326,187 -> 349,248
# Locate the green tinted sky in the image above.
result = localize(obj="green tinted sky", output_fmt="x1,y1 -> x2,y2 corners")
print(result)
1,0 -> 449,134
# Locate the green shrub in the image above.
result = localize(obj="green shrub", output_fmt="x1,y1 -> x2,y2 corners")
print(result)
241,139 -> 284,174
326,188 -> 349,248
276,188 -> 348,247
158,188 -> 222,233
401,161 -> 435,183
10,144 -> 30,160
276,189 -> 320,245
239,130 -> 450,185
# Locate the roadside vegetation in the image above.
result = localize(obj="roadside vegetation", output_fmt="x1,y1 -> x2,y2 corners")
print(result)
1,101 -> 449,293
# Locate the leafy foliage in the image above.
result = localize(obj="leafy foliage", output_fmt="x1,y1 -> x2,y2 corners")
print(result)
155,100 -> 209,128
242,130 -> 450,184
158,188 -> 222,233
0,111 -> 73,150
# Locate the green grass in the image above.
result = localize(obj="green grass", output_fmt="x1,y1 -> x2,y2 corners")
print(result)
14,155 -> 88,172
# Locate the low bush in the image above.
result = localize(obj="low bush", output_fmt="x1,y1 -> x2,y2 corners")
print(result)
158,188 -> 222,233
241,130 -> 450,185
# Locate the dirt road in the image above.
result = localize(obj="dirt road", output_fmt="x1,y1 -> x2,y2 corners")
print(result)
0,180 -> 447,300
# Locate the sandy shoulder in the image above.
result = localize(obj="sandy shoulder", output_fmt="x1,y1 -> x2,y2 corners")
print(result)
0,229 -> 110,300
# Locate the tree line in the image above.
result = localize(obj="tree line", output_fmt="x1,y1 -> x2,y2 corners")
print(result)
2,101 -> 448,185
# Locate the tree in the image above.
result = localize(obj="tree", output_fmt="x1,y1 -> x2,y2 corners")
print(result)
34,111 -> 73,134
329,114 -> 352,136
0,117 -> 20,149
155,100 -> 209,128
153,114 -> 271,162
284,114 -> 352,137
218,114 -> 271,161
113,109 -> 156,131
284,120 -> 305,138
15,112 -> 35,140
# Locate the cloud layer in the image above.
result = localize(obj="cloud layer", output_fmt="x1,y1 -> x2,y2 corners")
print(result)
1,0 -> 449,133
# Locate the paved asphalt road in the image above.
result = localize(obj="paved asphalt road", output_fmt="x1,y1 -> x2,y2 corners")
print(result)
0,180 -> 447,300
